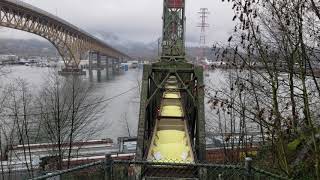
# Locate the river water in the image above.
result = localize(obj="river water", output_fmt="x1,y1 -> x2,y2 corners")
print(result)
0,65 -> 227,142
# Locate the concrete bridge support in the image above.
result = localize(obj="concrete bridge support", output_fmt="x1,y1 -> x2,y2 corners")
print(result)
97,52 -> 101,69
97,53 -> 102,82
112,59 -> 115,75
87,53 -> 125,81
114,58 -> 121,73
89,52 -> 94,81
89,51 -> 122,81
106,57 -> 110,79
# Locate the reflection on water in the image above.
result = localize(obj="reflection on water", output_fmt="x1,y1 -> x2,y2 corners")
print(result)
0,66 -> 227,141
1,65 -> 142,141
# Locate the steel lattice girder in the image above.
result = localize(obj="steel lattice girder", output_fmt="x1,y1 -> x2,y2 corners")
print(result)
136,61 -> 206,163
0,0 -> 129,69
161,0 -> 185,61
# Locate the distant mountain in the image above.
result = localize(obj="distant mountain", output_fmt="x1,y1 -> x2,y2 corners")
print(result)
90,30 -> 159,59
91,30 -> 218,60
0,32 -> 217,60
0,38 -> 57,57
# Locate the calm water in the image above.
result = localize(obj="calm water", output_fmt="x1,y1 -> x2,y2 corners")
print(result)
0,65 -> 227,142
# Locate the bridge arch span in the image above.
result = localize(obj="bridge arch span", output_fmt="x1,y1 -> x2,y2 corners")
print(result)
0,0 -> 129,69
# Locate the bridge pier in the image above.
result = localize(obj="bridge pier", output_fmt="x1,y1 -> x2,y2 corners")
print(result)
97,69 -> 102,82
97,52 -> 101,69
115,58 -> 121,73
106,57 -> 109,79
112,59 -> 115,75
97,52 -> 102,82
115,60 -> 118,73
89,52 -> 94,81
59,67 -> 86,76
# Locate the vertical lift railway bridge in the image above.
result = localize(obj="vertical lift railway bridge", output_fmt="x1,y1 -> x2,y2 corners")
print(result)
136,0 -> 206,178
1,0 -> 290,180
1,0 -> 207,179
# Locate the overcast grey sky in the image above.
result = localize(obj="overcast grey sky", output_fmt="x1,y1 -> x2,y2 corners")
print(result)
1,0 -> 235,45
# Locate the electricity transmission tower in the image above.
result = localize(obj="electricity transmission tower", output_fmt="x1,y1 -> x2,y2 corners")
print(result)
197,8 -> 209,61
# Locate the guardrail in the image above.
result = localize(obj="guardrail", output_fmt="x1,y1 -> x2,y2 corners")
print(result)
26,155 -> 290,180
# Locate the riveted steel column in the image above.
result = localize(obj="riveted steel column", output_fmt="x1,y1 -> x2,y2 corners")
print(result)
136,65 -> 152,160
195,66 -> 206,162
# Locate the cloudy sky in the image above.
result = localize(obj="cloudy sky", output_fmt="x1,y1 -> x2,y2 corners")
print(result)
1,0 -> 235,45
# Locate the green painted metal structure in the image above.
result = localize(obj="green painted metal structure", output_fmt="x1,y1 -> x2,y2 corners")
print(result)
161,0 -> 186,62
30,159 -> 289,180
136,0 -> 206,168
136,63 -> 206,161
27,0 -> 289,179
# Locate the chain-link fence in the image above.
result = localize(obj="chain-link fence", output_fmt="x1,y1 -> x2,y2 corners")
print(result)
27,155 -> 289,180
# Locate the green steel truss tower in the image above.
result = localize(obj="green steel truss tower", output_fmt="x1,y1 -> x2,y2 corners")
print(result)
136,1 -> 206,178
161,0 -> 185,62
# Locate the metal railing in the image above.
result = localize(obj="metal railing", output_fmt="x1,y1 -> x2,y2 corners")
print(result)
26,155 -> 289,180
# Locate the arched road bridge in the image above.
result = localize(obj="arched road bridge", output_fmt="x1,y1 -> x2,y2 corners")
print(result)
0,0 -> 130,73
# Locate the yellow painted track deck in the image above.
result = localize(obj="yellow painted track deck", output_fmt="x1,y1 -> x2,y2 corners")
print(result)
147,76 -> 194,163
